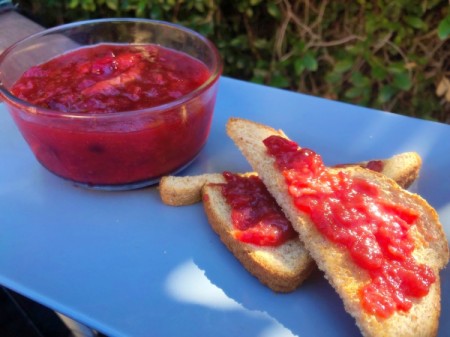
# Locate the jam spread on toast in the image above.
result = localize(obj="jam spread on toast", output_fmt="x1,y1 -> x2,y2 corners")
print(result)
264,135 -> 435,318
220,172 -> 297,246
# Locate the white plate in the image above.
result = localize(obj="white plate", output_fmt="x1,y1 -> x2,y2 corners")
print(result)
0,77 -> 449,337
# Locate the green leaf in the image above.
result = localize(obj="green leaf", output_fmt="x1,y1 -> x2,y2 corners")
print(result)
81,0 -> 96,12
344,86 -> 364,99
364,14 -> 377,34
350,71 -> 370,87
229,35 -> 248,48
251,75 -> 265,84
270,73 -> 290,88
105,0 -> 118,11
150,6 -> 163,19
325,72 -> 342,85
68,0 -> 79,9
136,3 -> 147,17
293,41 -> 305,53
253,38 -> 269,49
267,2 -> 281,19
378,85 -> 396,103
404,16 -> 426,29
334,59 -> 353,73
194,2 -> 205,12
294,59 -> 305,76
346,43 -> 364,55
393,72 -> 412,91
302,52 -> 318,71
250,0 -> 263,5
371,65 -> 387,81
438,14 -> 450,40
388,62 -> 406,74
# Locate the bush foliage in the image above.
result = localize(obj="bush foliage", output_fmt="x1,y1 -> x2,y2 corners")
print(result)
15,0 -> 450,123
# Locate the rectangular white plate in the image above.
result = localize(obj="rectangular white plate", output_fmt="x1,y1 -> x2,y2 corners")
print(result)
0,77 -> 449,337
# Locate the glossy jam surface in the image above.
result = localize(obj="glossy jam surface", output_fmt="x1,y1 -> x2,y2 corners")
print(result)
264,135 -> 435,318
9,44 -> 216,187
220,172 -> 297,246
12,44 -> 210,113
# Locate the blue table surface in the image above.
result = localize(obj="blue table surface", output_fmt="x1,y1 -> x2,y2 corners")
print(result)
0,77 -> 449,337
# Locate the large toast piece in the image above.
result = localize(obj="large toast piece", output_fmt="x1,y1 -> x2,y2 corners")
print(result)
159,152 -> 422,206
226,117 -> 449,337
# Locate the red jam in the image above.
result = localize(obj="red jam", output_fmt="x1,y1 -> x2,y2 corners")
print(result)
365,160 -> 384,172
12,44 -> 210,113
9,44 -> 216,186
219,172 -> 297,246
263,135 -> 435,318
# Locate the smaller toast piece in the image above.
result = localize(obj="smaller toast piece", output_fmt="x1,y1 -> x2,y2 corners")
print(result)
159,152 -> 422,206
226,117 -> 449,337
202,176 -> 314,292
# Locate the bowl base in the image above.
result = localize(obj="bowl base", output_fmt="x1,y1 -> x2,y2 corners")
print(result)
72,178 -> 161,191
65,153 -> 201,191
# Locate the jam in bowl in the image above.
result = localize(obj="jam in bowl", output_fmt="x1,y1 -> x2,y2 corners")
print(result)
0,19 -> 222,190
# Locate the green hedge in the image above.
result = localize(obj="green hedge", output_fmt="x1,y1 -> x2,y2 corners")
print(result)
15,0 -> 450,123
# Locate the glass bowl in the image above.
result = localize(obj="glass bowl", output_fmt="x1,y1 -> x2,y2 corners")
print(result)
0,18 -> 222,190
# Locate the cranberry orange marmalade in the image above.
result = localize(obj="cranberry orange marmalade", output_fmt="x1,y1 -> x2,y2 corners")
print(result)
220,172 -> 297,246
263,135 -> 435,318
10,44 -> 212,185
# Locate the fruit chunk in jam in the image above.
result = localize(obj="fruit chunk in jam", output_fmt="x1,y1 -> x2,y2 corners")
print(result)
219,172 -> 297,246
263,135 -> 435,318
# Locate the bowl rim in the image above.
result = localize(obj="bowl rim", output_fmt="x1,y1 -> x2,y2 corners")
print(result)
0,18 -> 223,120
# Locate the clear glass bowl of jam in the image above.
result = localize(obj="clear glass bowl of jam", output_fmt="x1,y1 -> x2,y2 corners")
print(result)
0,18 -> 222,190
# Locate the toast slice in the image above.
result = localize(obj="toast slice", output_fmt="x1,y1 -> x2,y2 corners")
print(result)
202,173 -> 314,292
159,152 -> 422,206
226,117 -> 449,337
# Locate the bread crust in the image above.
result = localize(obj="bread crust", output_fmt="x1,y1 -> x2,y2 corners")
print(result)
226,117 -> 449,337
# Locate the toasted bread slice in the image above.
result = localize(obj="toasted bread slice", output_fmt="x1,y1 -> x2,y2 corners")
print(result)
202,177 -> 314,292
226,117 -> 449,337
159,152 -> 422,207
